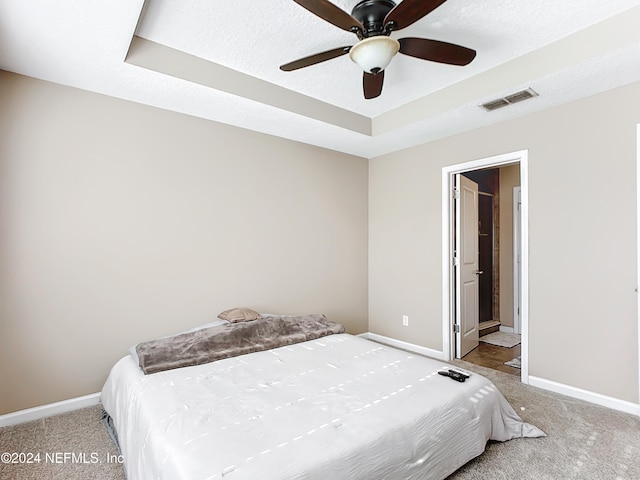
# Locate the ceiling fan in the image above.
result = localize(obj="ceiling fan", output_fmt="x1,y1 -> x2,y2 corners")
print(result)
280,0 -> 477,99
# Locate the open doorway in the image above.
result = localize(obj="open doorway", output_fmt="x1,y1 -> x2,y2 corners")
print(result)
460,165 -> 521,375
441,150 -> 529,384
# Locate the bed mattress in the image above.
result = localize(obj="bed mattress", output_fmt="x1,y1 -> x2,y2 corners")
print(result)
101,333 -> 543,480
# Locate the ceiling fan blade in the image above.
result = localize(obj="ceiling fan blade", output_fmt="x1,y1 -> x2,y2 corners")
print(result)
398,37 -> 476,66
293,0 -> 364,34
363,71 -> 384,99
384,0 -> 447,31
280,46 -> 351,71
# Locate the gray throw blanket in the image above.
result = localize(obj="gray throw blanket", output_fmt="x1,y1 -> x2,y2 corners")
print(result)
136,314 -> 345,374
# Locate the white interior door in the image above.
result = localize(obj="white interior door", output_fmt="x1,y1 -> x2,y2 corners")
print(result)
455,174 -> 480,358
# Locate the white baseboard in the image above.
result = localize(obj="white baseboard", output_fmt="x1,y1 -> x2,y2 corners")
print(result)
529,376 -> 640,417
499,325 -> 515,334
0,392 -> 101,428
359,332 -> 446,361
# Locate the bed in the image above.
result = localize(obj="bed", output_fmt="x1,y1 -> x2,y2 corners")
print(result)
101,315 -> 544,480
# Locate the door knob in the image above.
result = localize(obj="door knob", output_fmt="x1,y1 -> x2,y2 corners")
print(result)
474,270 -> 484,275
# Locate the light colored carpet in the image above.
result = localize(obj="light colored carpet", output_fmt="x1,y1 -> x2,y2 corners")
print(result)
449,360 -> 640,479
1,364 -> 639,480
504,355 -> 522,369
480,331 -> 521,348
0,405 -> 124,480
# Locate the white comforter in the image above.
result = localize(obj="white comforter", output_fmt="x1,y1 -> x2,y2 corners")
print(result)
101,334 -> 543,480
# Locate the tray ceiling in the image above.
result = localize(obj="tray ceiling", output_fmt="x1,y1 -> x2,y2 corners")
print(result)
2,0 -> 640,158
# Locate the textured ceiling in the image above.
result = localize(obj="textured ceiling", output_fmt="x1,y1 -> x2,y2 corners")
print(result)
2,0 -> 640,158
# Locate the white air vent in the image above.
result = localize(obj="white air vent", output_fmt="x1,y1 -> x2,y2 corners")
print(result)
481,88 -> 538,112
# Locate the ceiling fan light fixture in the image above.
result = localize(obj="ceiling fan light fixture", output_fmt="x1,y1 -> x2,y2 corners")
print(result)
349,36 -> 399,73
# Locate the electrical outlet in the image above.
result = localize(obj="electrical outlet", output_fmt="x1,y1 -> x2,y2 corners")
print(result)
402,315 -> 409,327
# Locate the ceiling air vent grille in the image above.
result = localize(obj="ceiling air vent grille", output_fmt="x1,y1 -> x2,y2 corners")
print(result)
481,88 -> 538,112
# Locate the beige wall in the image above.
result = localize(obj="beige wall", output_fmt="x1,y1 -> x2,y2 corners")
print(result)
369,80 -> 640,403
0,71 -> 368,414
370,81 -> 640,403
499,164 -> 520,329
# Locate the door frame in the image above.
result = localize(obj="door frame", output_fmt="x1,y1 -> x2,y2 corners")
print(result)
636,124 -> 640,407
513,186 -> 521,335
441,150 -> 529,384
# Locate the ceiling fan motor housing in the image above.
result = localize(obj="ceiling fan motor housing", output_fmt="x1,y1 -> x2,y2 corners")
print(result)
351,0 -> 396,37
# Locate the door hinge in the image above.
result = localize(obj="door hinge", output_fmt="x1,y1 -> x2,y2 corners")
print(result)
453,188 -> 460,199
453,324 -> 460,333
453,256 -> 459,266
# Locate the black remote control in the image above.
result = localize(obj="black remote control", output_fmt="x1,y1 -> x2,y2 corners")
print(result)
438,369 -> 468,382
